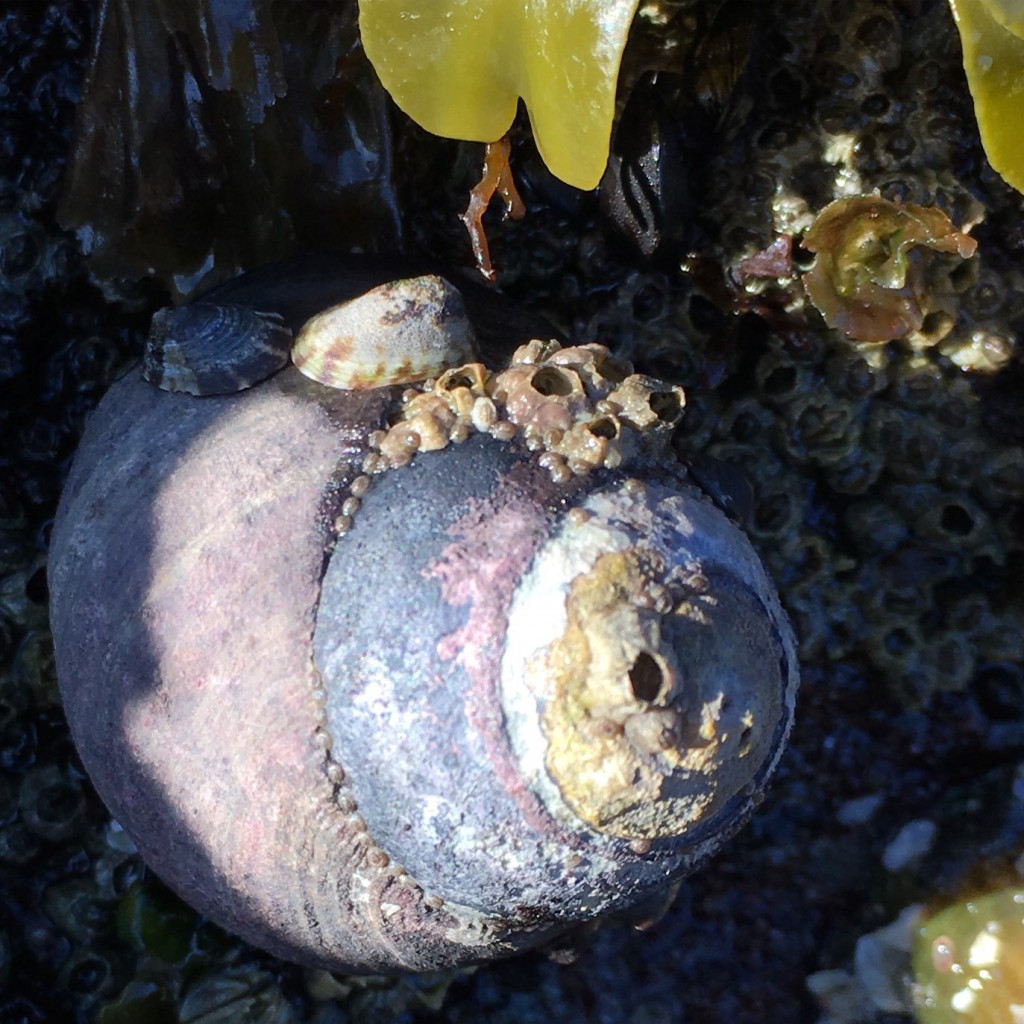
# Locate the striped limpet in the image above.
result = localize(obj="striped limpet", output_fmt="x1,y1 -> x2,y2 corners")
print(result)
143,303 -> 293,396
290,275 -> 477,389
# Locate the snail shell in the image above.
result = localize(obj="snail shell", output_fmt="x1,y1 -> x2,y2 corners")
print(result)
143,302 -> 293,395
49,266 -> 798,974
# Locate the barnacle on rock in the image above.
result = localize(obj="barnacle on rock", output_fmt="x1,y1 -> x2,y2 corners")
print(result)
890,484 -> 998,557
18,763 -> 86,843
775,384 -> 862,466
376,338 -> 684,480
865,406 -> 945,483
672,285 -> 1020,704
843,499 -> 908,557
823,444 -> 885,496
801,196 -> 977,343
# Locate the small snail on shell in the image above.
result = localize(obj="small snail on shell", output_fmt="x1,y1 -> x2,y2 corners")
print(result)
48,259 -> 798,974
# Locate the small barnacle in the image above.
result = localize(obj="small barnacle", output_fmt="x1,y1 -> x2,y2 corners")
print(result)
888,359 -> 950,411
18,763 -> 86,843
824,447 -> 884,496
547,343 -> 633,393
471,396 -> 499,433
510,338 -> 564,366
607,375 -> 685,433
801,196 -> 977,343
775,385 -> 862,467
375,424 -> 422,467
714,397 -> 775,446
493,363 -> 589,436
552,416 -> 624,473
976,447 -> 1024,507
865,405 -> 944,483
749,478 -> 806,543
755,349 -> 811,406
940,438 -> 988,491
381,394 -> 456,456
431,362 -> 491,421
866,621 -> 930,696
42,878 -> 110,947
435,362 -> 490,399
925,634 -> 974,692
824,352 -> 884,400
890,484 -> 995,553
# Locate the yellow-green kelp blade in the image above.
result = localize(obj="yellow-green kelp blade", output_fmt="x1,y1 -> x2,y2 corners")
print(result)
358,0 -> 642,191
949,0 -> 1024,193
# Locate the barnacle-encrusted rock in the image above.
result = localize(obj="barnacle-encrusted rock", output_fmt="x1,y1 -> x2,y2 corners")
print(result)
374,338 -> 684,480
48,268 -> 798,975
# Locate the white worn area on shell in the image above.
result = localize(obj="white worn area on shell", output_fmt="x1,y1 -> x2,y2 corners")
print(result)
499,479 -> 798,844
331,646 -> 511,938
500,488 -> 636,836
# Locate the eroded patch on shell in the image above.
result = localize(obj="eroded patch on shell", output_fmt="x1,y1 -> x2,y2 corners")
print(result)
369,339 -> 686,477
291,275 -> 478,389
143,303 -> 293,395
499,482 -> 797,843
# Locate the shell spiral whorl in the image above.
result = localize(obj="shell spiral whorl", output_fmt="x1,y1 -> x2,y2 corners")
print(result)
49,265 -> 798,974
320,435 -> 793,921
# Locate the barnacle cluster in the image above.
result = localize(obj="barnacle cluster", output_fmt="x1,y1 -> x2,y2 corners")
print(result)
578,268 -> 1022,707
603,0 -> 1024,706
370,339 -> 684,482
703,0 -> 986,260
579,289 -> 979,700
0,498 -> 135,1017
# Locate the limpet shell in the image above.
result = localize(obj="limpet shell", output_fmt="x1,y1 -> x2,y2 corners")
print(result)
291,274 -> 478,389
143,303 -> 293,395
